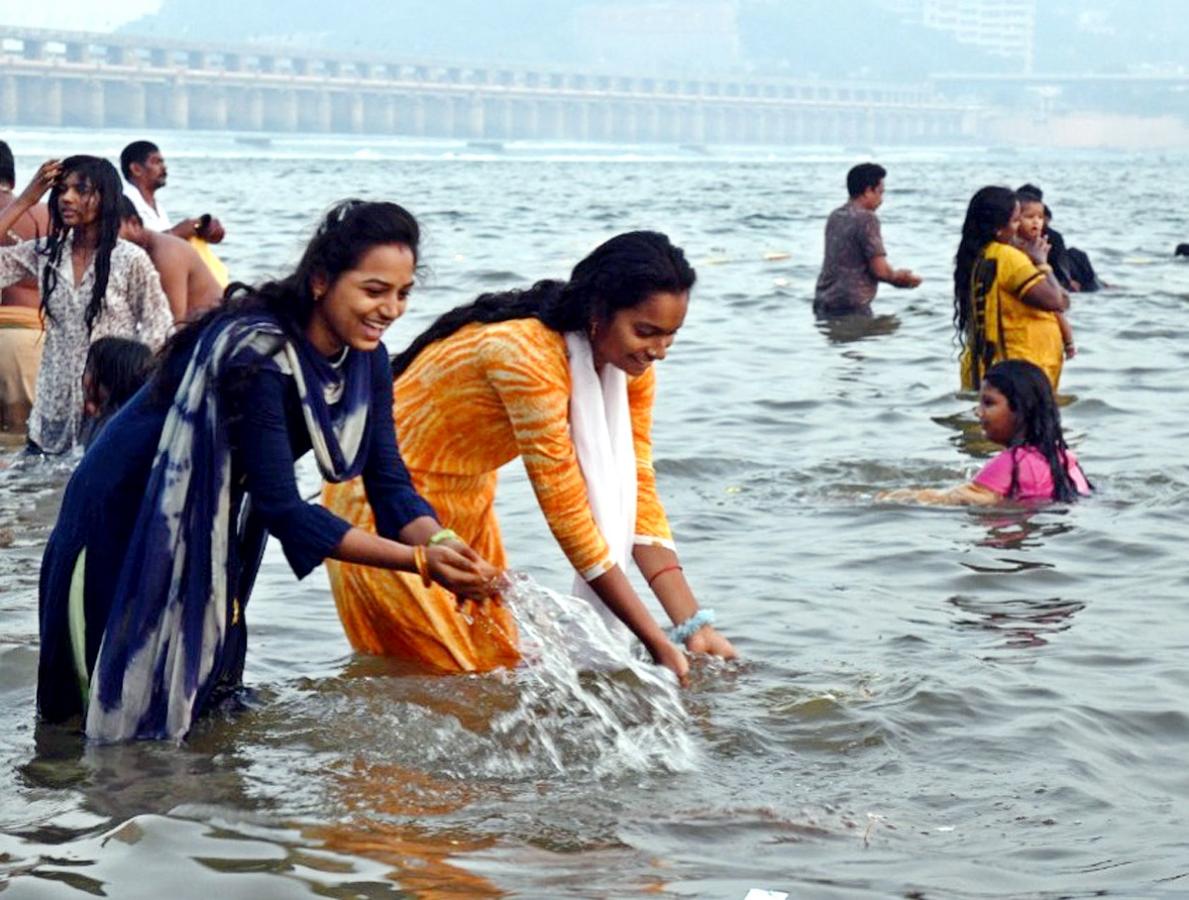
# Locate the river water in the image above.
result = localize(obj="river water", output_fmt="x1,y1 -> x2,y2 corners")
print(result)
1,130 -> 1188,898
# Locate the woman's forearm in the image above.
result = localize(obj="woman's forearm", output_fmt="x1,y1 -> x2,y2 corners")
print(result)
331,526 -> 416,571
588,565 -> 670,654
633,543 -> 697,624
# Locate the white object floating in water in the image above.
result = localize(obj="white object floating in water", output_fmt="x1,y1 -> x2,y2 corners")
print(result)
763,251 -> 791,261
744,891 -> 790,900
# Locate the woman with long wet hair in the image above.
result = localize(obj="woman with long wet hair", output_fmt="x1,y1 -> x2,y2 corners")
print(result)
0,157 -> 171,453
37,200 -> 498,742
324,231 -> 737,683
953,185 -> 1069,392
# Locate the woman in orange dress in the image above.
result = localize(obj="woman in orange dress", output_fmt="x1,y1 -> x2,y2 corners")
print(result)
323,231 -> 736,682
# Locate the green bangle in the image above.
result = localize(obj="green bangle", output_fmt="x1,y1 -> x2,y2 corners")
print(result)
428,528 -> 460,546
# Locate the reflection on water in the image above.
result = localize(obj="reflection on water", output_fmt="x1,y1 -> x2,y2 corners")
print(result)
947,595 -> 1086,649
815,311 -> 902,344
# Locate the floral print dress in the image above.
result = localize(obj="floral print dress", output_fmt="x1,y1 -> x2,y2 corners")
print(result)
0,236 -> 171,453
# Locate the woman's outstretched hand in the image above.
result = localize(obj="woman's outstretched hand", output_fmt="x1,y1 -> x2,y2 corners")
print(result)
426,543 -> 501,601
685,625 -> 737,659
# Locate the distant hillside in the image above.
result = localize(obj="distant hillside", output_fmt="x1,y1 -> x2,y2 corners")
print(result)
120,0 -> 1189,77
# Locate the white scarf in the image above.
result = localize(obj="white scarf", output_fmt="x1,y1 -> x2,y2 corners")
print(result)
565,332 -> 637,644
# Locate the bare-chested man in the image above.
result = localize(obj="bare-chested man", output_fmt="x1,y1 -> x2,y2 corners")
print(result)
0,141 -> 50,432
119,197 -> 222,322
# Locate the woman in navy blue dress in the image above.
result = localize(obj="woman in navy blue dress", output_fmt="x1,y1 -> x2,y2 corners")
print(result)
38,200 -> 498,742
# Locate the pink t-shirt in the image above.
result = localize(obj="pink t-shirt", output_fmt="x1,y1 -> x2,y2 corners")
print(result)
974,446 -> 1090,501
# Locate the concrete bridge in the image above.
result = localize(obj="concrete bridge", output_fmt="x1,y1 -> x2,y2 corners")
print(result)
1,26 -> 979,145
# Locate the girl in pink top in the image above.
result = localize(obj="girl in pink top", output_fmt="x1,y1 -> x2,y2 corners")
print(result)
882,359 -> 1090,505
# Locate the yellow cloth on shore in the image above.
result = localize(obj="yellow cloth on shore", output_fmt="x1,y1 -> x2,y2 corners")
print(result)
0,306 -> 44,431
960,241 -> 1063,391
188,237 -> 229,288
322,318 -> 674,672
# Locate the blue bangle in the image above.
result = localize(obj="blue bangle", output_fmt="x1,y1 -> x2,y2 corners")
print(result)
668,608 -> 716,644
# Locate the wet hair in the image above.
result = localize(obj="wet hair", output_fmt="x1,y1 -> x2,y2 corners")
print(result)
154,199 -> 419,400
847,163 -> 886,199
0,141 -> 13,188
1016,183 -> 1043,202
983,360 -> 1088,502
84,336 -> 154,414
118,195 -> 141,224
38,156 -> 124,333
953,186 -> 1018,346
391,230 -> 695,378
119,140 -> 159,180
1016,194 -> 1044,213
1176,243 -> 1189,257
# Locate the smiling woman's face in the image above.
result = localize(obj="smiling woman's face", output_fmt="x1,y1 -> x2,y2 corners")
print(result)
591,289 -> 689,376
304,242 -> 416,357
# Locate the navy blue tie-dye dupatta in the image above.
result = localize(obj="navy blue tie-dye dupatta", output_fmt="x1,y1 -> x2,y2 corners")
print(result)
86,313 -> 373,742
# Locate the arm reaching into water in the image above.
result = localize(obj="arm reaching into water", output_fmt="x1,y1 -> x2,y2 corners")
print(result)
878,482 -> 1001,506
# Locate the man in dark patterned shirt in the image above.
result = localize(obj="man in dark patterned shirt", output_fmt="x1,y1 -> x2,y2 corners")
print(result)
814,163 -> 921,316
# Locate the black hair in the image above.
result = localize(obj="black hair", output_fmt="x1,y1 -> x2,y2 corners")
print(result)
0,141 -> 14,188
153,199 -> 420,400
38,156 -> 123,333
1016,183 -> 1043,202
953,185 -> 1018,346
391,230 -> 695,378
118,195 -> 141,223
984,359 -> 1089,502
1176,243 -> 1189,257
847,163 -> 886,199
1016,193 -> 1044,212
119,140 -> 159,180
84,336 -> 154,414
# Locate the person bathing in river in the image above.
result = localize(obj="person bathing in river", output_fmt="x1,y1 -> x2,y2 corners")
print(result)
813,163 -> 921,317
0,141 -> 50,433
880,359 -> 1091,506
37,200 -> 499,742
954,186 -> 1070,393
0,157 -> 172,454
1016,194 -> 1076,360
119,197 -> 223,322
323,231 -> 736,683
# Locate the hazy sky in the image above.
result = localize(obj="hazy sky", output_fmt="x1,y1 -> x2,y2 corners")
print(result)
0,0 -> 160,31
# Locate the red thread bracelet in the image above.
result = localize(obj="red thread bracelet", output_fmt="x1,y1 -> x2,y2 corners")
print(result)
646,563 -> 683,589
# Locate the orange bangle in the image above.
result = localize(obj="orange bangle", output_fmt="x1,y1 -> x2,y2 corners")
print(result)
646,563 -> 683,589
412,545 -> 433,588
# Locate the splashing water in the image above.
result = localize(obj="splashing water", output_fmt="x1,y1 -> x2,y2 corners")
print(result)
486,571 -> 700,778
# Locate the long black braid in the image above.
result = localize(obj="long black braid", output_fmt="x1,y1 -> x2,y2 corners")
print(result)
953,186 -> 1018,348
984,360 -> 1091,502
38,156 -> 123,333
392,231 -> 696,378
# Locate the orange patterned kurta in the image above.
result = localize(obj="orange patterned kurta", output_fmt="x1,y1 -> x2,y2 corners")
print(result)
323,317 -> 674,672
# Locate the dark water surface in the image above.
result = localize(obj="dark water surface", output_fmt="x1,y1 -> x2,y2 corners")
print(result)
2,131 -> 1188,898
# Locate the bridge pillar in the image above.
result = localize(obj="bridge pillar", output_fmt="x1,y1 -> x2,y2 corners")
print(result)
191,86 -> 228,130
68,77 -> 105,127
107,45 -> 130,66
42,78 -> 63,126
363,93 -> 395,133
1,76 -> 18,125
65,42 -> 91,63
298,90 -> 331,132
467,94 -> 485,138
168,81 -> 189,129
22,40 -> 45,61
263,89 -> 298,131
